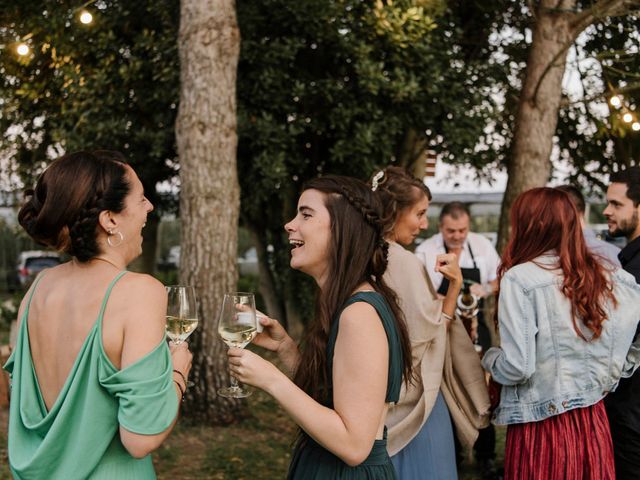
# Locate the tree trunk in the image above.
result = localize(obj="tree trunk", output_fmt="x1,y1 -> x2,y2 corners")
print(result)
396,128 -> 427,175
496,1 -> 576,253
129,214 -> 159,274
176,0 -> 244,423
249,228 -> 288,328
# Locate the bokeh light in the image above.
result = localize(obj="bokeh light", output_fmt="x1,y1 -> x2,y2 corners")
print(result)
80,11 -> 93,24
609,95 -> 622,108
16,43 -> 29,56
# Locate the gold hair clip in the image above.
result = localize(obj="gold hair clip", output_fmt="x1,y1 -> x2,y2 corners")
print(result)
371,170 -> 385,192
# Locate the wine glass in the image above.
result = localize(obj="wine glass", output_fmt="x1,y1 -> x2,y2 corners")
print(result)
217,292 -> 257,398
166,285 -> 198,387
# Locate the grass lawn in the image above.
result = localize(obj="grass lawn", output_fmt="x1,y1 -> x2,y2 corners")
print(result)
152,390 -> 298,479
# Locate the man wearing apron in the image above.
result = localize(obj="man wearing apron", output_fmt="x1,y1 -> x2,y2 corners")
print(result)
415,201 -> 501,479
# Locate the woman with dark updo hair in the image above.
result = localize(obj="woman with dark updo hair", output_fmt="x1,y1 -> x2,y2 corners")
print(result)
228,175 -> 413,478
4,151 -> 192,479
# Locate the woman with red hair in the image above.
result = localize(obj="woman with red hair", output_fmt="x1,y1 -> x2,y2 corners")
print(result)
482,187 -> 640,479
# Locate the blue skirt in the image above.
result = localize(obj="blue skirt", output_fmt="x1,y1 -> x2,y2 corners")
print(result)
391,391 -> 458,480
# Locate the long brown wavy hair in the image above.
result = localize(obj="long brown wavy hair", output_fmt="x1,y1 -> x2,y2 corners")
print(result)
498,187 -> 617,340
292,175 -> 413,405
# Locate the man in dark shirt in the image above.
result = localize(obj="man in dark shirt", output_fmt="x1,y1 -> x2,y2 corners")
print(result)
603,166 -> 640,479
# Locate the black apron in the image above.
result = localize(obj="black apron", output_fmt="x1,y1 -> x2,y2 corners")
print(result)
437,242 -> 491,351
437,243 -> 481,297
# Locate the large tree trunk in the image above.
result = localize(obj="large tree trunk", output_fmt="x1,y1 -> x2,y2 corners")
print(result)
496,0 -> 575,252
176,0 -> 243,423
496,0 -> 630,252
397,128 -> 428,174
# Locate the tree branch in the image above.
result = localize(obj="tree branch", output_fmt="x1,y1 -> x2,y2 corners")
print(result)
531,0 -> 637,105
570,0 -> 631,33
559,83 -> 640,107
527,0 -> 539,20
531,37 -> 576,105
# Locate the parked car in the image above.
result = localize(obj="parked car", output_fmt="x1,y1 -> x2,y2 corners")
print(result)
158,245 -> 181,271
157,245 -> 260,276
16,251 -> 62,288
238,247 -> 259,276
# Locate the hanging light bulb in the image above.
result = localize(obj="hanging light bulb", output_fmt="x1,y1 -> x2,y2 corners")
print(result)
632,122 -> 640,132
79,11 -> 93,24
623,112 -> 634,123
609,95 -> 622,108
16,43 -> 30,56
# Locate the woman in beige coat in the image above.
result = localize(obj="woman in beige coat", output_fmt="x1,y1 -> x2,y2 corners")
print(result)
371,166 -> 489,479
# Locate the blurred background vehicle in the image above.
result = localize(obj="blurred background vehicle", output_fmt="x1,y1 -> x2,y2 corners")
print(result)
157,245 -> 259,277
237,247 -> 259,276
15,251 -> 62,290
157,245 -> 182,272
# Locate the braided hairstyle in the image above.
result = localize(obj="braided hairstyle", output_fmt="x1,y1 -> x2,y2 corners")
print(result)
293,175 -> 413,405
370,166 -> 432,239
18,150 -> 130,262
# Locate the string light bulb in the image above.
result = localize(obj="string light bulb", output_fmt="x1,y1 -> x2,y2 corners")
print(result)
16,43 -> 30,56
79,11 -> 93,24
633,122 -> 640,132
610,95 -> 622,108
623,112 -> 634,123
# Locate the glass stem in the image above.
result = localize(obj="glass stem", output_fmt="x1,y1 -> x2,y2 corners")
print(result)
230,371 -> 239,389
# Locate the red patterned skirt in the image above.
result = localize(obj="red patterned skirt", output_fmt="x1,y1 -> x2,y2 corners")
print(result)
504,400 -> 615,480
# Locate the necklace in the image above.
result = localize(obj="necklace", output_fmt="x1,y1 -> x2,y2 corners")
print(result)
92,256 -> 124,270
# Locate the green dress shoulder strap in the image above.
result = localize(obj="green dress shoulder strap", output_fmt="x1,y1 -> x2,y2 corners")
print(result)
326,291 -> 403,404
3,271 -> 178,480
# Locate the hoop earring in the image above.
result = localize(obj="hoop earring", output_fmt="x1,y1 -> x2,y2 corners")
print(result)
107,230 -> 124,248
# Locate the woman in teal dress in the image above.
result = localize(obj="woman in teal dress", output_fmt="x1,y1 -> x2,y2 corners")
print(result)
4,151 -> 192,479
228,175 -> 414,479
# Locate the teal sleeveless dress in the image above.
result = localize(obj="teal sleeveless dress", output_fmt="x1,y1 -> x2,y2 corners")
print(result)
3,272 -> 179,479
287,292 -> 404,479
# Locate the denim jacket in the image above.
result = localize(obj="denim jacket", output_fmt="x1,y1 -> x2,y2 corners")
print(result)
482,254 -> 640,425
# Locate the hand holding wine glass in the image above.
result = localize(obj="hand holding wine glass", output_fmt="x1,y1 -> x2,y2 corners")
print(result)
165,285 -> 198,387
217,292 -> 258,398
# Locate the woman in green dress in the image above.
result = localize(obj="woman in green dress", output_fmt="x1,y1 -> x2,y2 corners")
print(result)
228,175 -> 413,478
4,150 -> 192,479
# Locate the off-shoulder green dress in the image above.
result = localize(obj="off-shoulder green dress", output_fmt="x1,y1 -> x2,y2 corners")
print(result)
3,272 -> 178,479
287,291 -> 404,479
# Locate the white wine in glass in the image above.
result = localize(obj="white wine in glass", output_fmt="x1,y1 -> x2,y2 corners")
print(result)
166,285 -> 198,387
217,292 -> 257,398
166,286 -> 199,344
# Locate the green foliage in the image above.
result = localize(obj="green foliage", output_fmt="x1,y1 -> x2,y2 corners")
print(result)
4,0 -> 635,325
0,294 -> 19,330
0,0 -> 180,215
236,0 -> 507,323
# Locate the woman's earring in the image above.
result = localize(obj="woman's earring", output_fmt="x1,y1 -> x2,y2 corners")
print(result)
107,229 -> 124,248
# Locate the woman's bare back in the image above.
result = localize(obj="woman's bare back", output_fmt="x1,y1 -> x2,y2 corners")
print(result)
20,261 -> 156,411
